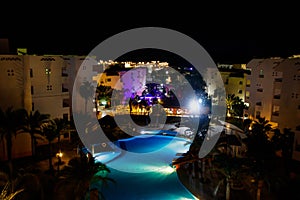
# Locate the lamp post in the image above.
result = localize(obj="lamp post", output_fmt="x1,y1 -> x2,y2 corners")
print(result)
56,151 -> 63,172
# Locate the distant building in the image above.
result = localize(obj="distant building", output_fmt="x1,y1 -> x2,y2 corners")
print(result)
217,63 -> 250,102
245,55 -> 300,161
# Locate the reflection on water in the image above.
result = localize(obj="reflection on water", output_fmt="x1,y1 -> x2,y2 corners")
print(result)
93,134 -> 199,199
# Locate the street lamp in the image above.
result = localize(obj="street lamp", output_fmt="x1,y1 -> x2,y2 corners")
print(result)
56,151 -> 63,172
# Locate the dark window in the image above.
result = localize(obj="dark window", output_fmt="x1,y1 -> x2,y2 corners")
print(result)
62,84 -> 68,92
256,102 -> 262,106
272,111 -> 279,116
31,86 -> 34,95
239,81 -> 243,85
32,102 -> 34,111
47,85 -> 52,91
30,68 -> 33,77
257,88 -> 263,92
238,90 -> 243,94
7,69 -> 14,76
63,99 -> 69,107
256,111 -> 261,118
273,94 -> 280,99
63,113 -> 68,121
62,67 -> 68,77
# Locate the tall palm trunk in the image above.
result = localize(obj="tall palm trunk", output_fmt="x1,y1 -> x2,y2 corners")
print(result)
226,177 -> 231,200
30,131 -> 36,157
257,179 -> 263,200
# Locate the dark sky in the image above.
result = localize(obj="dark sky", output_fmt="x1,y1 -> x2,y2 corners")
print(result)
1,6 -> 300,65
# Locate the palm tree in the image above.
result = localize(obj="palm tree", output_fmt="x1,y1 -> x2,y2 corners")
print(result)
52,118 -> 69,153
41,120 -> 60,173
20,109 -> 50,157
0,107 -> 23,178
79,81 -> 95,114
55,152 -> 115,200
272,128 -> 295,174
210,140 -> 248,200
225,94 -> 248,118
0,181 -> 24,200
96,84 -> 113,108
245,116 -> 274,200
13,171 -> 44,200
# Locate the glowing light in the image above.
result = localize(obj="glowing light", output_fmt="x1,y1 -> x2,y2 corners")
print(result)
56,152 -> 63,158
198,98 -> 203,104
189,99 -> 200,114
157,166 -> 176,174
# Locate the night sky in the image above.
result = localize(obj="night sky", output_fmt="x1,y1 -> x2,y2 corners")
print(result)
1,7 -> 300,65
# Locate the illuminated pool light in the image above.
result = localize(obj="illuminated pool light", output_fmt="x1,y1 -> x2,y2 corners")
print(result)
93,134 -> 198,199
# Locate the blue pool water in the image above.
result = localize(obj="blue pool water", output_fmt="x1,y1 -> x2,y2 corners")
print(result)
93,134 -> 198,199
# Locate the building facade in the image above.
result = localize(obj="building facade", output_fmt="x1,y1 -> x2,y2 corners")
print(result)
218,63 -> 250,102
0,54 -> 98,160
245,56 -> 300,161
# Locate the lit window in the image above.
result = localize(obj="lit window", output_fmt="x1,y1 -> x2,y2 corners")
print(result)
259,69 -> 264,75
45,68 -> 51,75
272,105 -> 280,116
259,69 -> 264,78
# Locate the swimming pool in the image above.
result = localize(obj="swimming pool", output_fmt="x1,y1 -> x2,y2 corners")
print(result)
93,134 -> 198,199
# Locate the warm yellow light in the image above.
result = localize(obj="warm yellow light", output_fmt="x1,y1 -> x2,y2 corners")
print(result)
56,152 -> 63,158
